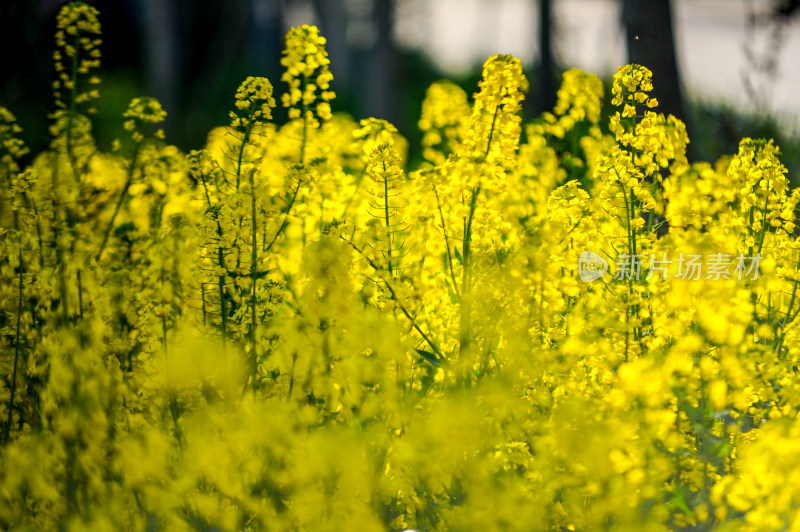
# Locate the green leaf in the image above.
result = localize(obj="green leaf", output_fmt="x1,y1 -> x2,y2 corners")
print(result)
670,486 -> 693,515
415,348 -> 441,368
453,246 -> 463,265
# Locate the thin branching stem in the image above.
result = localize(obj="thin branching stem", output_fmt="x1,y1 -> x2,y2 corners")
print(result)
3,213 -> 25,442
344,238 -> 445,362
432,185 -> 460,298
99,142 -> 140,258
250,168 -> 259,392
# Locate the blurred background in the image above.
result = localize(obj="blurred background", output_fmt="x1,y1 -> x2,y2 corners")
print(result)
1,0 -> 799,172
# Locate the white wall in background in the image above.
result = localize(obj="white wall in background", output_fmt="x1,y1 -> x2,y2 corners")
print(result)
396,0 -> 800,130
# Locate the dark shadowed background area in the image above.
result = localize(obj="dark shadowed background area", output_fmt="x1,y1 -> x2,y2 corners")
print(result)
1,0 -> 799,174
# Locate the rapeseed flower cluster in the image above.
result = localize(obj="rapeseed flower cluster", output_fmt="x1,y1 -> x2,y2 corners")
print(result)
418,81 -> 470,165
281,25 -> 335,123
52,1 -> 101,112
1,3 -> 800,530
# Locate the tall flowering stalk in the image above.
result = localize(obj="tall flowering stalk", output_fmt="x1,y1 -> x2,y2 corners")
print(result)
456,54 -> 527,377
99,96 -> 167,257
0,111 -> 31,442
49,2 -> 103,326
281,25 -> 335,165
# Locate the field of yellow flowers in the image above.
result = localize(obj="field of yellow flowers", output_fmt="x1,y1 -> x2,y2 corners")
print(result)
2,2 -> 800,530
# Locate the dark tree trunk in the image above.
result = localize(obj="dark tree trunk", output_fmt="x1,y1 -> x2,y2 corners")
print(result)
247,0 -> 284,86
533,0 -> 557,115
621,0 -> 687,122
142,0 -> 179,137
365,0 -> 398,125
312,0 -> 350,89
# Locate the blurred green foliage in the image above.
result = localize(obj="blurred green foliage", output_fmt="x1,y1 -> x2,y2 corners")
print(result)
5,43 -> 799,184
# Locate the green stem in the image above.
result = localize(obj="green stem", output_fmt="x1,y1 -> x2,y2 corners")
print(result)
773,254 -> 800,357
459,186 -> 481,364
250,169 -> 259,392
300,75 -> 309,165
76,269 -> 84,321
199,172 -> 229,345
218,248 -> 227,346
161,266 -> 168,352
756,194 -> 770,256
382,160 -> 394,277
264,174 -> 303,253
3,215 -> 25,442
235,119 -> 254,192
433,185 -> 460,298
201,283 -> 207,327
99,142 -> 140,258
484,91 -> 503,159
344,238 -> 445,362
168,394 -> 183,450
65,31 -> 81,183
617,180 -> 642,356
456,93 -> 502,375
23,192 -> 45,270
51,168 -> 70,325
